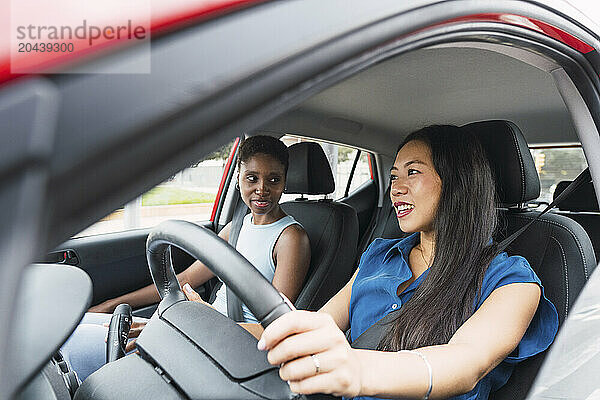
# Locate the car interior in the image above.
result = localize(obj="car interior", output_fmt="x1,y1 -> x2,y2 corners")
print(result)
11,11 -> 600,400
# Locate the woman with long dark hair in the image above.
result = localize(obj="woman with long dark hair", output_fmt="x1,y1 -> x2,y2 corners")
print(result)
257,125 -> 558,399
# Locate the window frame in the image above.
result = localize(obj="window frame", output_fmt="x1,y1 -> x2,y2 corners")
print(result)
528,143 -> 589,205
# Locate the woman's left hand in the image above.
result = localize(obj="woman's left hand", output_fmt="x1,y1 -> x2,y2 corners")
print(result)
258,310 -> 362,397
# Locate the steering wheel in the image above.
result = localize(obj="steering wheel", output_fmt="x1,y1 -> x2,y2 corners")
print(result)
75,220 -> 308,399
138,219 -> 300,400
146,219 -> 294,325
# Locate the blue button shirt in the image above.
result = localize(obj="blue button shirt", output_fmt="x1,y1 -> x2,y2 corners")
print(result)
348,233 -> 559,400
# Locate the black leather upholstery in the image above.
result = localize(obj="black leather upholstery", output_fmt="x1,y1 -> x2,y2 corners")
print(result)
491,208 -> 596,399
461,121 -> 596,400
281,201 -> 358,310
554,180 -> 599,211
552,211 -> 600,266
463,120 -> 541,205
285,142 -> 335,195
497,211 -> 595,323
281,142 -> 358,311
553,180 -> 600,264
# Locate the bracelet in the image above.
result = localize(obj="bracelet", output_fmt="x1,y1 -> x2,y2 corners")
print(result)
399,350 -> 433,400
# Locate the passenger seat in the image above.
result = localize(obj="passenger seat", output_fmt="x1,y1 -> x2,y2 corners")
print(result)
280,142 -> 359,311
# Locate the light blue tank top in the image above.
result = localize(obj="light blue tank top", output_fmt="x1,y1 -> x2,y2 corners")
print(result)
212,213 -> 301,323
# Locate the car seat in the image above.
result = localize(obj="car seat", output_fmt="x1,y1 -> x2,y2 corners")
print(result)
280,142 -> 359,311
463,120 -> 597,399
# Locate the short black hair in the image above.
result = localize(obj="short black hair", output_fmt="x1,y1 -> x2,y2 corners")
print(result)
237,135 -> 289,174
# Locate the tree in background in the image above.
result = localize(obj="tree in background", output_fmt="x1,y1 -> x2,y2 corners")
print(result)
189,142 -> 234,168
338,147 -> 355,163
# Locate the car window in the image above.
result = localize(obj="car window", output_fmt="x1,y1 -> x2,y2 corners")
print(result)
530,146 -> 588,204
74,140 -> 236,237
280,135 -> 372,201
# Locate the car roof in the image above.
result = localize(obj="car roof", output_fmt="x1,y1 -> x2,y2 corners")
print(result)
259,43 -> 576,156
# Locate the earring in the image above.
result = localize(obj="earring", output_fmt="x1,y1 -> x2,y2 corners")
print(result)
235,181 -> 240,191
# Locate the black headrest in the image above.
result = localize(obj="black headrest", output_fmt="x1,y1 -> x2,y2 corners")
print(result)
462,120 -> 540,205
285,142 -> 335,195
554,180 -> 599,211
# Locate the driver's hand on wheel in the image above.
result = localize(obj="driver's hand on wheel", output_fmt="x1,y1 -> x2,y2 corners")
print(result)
257,310 -> 363,398
183,283 -> 215,309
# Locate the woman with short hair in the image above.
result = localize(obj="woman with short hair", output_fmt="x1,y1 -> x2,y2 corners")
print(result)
65,135 -> 311,381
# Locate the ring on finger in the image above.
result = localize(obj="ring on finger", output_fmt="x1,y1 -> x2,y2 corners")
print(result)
311,354 -> 321,374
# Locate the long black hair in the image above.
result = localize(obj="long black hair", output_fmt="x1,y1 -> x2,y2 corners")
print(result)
378,125 -> 498,351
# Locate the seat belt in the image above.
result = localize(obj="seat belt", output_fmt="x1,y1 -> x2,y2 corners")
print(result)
226,189 -> 248,322
350,168 -> 592,350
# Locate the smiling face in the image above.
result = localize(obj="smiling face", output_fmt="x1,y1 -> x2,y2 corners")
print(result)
390,140 -> 442,235
238,153 -> 286,223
